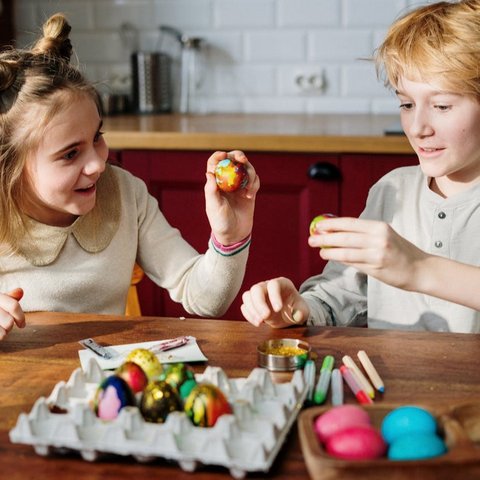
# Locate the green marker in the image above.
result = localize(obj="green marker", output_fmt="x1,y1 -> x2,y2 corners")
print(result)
314,355 -> 335,404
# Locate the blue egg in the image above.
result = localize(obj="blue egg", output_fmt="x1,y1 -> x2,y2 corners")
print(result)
381,406 -> 437,444
388,432 -> 447,460
94,375 -> 135,420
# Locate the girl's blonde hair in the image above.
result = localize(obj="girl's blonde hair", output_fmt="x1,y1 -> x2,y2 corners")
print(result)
375,0 -> 480,98
0,13 -> 99,253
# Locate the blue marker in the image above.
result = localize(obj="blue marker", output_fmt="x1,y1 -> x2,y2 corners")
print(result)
314,355 -> 334,404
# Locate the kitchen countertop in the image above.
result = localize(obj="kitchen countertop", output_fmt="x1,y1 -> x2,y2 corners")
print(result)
103,113 -> 414,154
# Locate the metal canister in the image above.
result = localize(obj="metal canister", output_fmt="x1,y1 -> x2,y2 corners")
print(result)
131,51 -> 172,114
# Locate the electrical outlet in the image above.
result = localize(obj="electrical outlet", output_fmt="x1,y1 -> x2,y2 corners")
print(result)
293,69 -> 326,94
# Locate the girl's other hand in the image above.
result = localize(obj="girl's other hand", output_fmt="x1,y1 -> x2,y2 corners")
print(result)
0,288 -> 26,340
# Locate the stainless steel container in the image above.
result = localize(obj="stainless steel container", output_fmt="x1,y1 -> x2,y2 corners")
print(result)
257,339 -> 311,371
131,52 -> 172,114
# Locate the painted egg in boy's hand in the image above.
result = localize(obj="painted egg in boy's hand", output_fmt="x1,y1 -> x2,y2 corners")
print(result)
214,159 -> 248,192
309,213 -> 336,235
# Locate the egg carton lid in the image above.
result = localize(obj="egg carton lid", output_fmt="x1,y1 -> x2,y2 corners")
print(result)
9,358 -> 307,479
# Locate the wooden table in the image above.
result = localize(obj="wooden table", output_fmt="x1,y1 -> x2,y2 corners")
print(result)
1,312 -> 480,479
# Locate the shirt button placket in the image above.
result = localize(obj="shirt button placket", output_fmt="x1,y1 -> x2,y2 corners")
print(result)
433,211 -> 447,251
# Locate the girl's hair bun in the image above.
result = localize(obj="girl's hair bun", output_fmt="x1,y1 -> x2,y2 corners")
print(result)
0,52 -> 23,113
0,55 -> 20,92
32,13 -> 73,62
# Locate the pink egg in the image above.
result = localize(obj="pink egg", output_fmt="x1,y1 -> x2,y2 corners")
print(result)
314,405 -> 371,443
326,425 -> 387,460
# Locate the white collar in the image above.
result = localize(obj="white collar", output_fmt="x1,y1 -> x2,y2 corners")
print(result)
18,165 -> 121,266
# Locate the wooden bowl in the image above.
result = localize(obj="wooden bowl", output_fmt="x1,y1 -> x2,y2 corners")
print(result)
298,403 -> 480,480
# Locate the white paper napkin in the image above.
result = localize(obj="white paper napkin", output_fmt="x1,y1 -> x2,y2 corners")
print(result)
78,336 -> 208,371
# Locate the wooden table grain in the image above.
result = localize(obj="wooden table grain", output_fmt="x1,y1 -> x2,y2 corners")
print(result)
1,312 -> 480,479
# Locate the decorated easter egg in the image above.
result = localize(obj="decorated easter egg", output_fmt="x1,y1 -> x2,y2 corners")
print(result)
184,383 -> 232,427
125,348 -> 163,381
381,406 -> 437,444
140,380 -> 183,423
93,375 -> 136,420
158,362 -> 197,400
325,425 -> 387,460
314,405 -> 371,443
115,361 -> 148,394
309,213 -> 336,235
388,432 -> 447,460
214,159 -> 248,193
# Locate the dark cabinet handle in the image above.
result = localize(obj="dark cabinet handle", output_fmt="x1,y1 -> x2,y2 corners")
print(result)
307,162 -> 341,181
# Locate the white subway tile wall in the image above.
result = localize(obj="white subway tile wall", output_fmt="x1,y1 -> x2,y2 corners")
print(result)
14,0 -> 430,114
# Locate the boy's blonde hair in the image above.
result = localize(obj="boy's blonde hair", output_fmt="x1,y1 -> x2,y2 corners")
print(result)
375,0 -> 480,98
0,14 -> 99,253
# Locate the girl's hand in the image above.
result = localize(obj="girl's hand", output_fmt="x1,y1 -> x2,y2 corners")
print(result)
241,277 -> 310,328
308,216 -> 426,291
0,288 -> 26,340
205,150 -> 260,246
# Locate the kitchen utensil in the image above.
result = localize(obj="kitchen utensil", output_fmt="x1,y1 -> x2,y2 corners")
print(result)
131,51 -> 172,113
160,26 -> 205,114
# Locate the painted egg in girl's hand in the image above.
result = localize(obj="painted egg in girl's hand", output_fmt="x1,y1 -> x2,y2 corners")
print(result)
214,159 -> 248,192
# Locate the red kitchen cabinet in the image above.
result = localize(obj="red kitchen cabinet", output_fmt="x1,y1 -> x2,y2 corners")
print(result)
339,154 -> 417,217
120,150 -> 340,320
118,149 -> 417,320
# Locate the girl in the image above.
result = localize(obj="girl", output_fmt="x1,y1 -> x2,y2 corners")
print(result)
0,14 -> 259,340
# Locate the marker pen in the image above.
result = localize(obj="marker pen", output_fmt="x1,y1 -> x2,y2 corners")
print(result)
340,365 -> 373,405
314,355 -> 334,404
331,368 -> 343,406
342,355 -> 375,399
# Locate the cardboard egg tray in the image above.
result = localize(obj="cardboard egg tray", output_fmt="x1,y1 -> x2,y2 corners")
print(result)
9,358 -> 307,478
298,404 -> 480,480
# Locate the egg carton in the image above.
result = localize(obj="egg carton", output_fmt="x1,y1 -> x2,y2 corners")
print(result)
9,358 -> 307,478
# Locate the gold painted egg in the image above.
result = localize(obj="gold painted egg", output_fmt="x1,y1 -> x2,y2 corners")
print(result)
140,380 -> 183,423
124,348 -> 163,381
